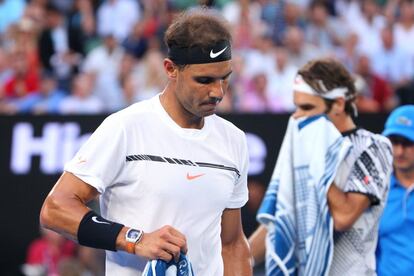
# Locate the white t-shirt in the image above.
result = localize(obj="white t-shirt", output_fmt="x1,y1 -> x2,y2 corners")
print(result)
64,94 -> 249,276
329,128 -> 393,276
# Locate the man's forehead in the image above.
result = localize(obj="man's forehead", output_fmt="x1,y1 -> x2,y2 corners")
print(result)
294,91 -> 322,103
187,61 -> 232,76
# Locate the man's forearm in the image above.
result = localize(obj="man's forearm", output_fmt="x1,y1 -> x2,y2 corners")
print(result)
327,183 -> 370,231
248,225 -> 266,267
222,235 -> 252,276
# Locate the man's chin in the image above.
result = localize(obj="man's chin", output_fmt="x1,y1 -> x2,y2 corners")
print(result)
203,111 -> 216,117
199,108 -> 217,117
395,163 -> 413,171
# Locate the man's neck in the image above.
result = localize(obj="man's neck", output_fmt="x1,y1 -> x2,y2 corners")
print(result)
395,169 -> 414,188
333,114 -> 356,133
159,90 -> 204,129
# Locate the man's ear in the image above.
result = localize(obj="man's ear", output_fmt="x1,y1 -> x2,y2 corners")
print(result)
332,97 -> 346,114
164,58 -> 177,79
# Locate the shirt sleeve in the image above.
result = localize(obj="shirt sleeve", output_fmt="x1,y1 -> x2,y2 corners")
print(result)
64,114 -> 127,193
226,133 -> 249,209
343,143 -> 392,206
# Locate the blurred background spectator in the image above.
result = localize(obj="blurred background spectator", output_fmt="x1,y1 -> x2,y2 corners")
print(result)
0,0 -> 413,116
22,227 -> 76,276
58,72 -> 103,114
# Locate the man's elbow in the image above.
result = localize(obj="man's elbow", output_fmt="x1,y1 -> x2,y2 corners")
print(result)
332,213 -> 356,232
222,234 -> 251,258
39,195 -> 60,230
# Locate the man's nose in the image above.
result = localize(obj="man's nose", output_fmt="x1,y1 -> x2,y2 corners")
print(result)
292,109 -> 303,119
209,80 -> 225,99
392,144 -> 405,156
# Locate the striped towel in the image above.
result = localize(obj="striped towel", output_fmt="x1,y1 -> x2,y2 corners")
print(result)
257,115 -> 351,276
142,253 -> 195,276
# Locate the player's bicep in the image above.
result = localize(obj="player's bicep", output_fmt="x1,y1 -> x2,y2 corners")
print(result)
328,184 -> 371,231
221,208 -> 244,245
40,172 -> 100,238
344,191 -> 371,216
50,172 -> 100,203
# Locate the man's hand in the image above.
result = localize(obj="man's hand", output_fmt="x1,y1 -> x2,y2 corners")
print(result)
120,225 -> 187,262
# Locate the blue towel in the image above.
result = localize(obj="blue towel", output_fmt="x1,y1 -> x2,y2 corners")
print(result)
257,115 -> 351,276
142,253 -> 195,276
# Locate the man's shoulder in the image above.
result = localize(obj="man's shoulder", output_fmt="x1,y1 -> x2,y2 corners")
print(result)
97,99 -> 156,133
110,98 -> 155,120
351,128 -> 391,147
347,129 -> 393,166
210,114 -> 245,137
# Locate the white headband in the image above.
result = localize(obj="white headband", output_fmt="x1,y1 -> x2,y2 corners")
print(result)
293,75 -> 349,100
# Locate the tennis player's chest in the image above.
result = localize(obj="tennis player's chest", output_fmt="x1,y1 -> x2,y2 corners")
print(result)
122,139 -> 240,209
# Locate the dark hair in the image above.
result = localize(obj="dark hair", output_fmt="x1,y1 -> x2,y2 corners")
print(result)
46,3 -> 63,14
298,58 -> 357,116
164,8 -> 232,69
310,0 -> 328,10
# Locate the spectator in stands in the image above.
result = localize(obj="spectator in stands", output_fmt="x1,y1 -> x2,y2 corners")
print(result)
0,47 -> 12,91
67,0 -> 98,53
377,105 -> 414,275
59,73 -> 103,114
93,51 -> 136,111
283,26 -> 323,68
394,0 -> 414,62
97,0 -> 141,42
48,0 -> 75,15
122,21 -> 148,60
22,227 -> 76,276
227,52 -> 250,110
14,18 -> 40,70
371,25 -> 413,90
259,0 -> 284,45
242,32 -> 276,79
21,0 -> 47,31
265,47 -> 298,112
0,0 -> 26,34
348,0 -> 385,55
305,1 -> 343,53
82,32 -> 124,80
221,0 -> 266,50
3,50 -> 39,99
335,32 -> 359,73
133,40 -> 167,101
38,3 -> 84,91
12,71 -> 66,114
239,72 -> 271,113
354,54 -> 396,113
273,1 -> 307,46
117,72 -> 139,109
335,0 -> 361,24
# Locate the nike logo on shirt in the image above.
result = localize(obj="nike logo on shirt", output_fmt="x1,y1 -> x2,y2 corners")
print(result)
186,173 -> 205,180
210,47 -> 227,58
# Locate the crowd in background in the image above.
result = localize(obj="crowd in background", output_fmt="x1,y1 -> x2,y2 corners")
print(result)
1,0 -> 414,116
2,1 -> 413,275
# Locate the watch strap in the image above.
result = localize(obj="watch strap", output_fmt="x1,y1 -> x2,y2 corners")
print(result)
126,241 -> 136,254
125,228 -> 143,254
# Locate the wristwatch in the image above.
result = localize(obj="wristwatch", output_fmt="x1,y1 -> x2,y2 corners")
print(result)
125,228 -> 143,254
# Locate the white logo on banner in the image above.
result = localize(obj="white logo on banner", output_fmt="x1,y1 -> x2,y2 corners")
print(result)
11,122 -> 92,174
10,122 -> 267,176
246,133 -> 267,176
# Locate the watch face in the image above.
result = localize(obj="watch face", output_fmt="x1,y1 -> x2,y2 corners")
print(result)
128,230 -> 140,239
126,229 -> 142,243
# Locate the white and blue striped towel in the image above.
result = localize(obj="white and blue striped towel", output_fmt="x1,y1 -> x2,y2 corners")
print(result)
142,253 -> 195,276
257,115 -> 351,276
